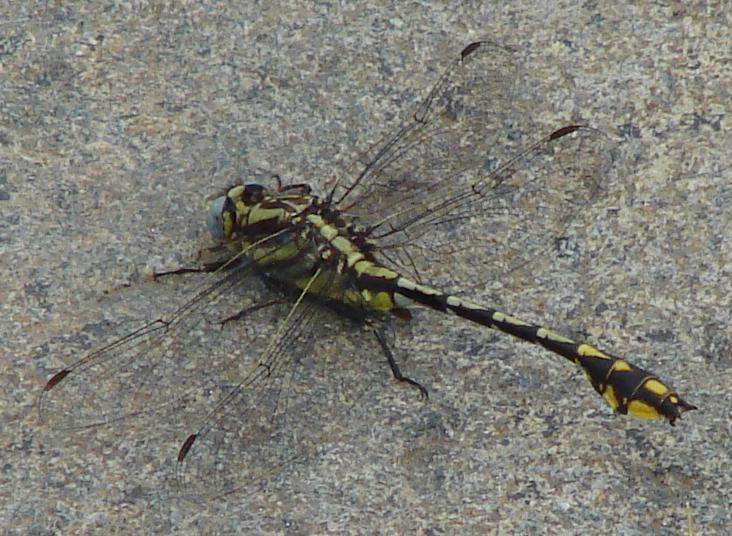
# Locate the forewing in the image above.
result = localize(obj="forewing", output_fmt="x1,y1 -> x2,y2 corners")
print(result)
327,40 -> 618,285
38,258 -> 265,433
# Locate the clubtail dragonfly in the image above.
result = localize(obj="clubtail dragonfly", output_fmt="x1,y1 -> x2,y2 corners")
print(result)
39,41 -> 696,497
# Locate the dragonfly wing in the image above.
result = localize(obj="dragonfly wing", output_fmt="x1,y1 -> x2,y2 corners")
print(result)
37,258 -> 270,432
325,41 -> 618,286
172,269 -> 394,499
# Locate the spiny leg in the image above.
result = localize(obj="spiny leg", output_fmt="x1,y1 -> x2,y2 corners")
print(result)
153,258 -> 232,279
219,299 -> 288,327
372,327 -> 429,400
152,242 -> 241,280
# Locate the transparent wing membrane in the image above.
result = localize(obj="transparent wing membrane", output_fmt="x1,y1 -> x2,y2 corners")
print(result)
40,40 -> 695,499
174,300 -> 319,497
39,259 -> 261,431
328,42 -> 617,284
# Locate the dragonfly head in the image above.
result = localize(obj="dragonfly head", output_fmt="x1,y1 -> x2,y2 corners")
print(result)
207,183 -> 267,240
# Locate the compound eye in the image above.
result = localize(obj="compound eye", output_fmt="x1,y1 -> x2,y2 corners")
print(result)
243,183 -> 265,201
206,196 -> 228,239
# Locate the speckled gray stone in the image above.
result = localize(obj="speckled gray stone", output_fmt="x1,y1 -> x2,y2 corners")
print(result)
1,2 -> 729,534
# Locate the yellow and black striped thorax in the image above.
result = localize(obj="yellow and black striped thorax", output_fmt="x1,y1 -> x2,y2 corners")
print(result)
207,182 -> 415,314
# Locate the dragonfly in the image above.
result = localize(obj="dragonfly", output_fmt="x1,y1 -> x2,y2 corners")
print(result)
39,40 -> 696,498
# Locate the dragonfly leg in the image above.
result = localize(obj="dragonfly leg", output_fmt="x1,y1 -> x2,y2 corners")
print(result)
153,245 -> 238,279
219,299 -> 287,327
373,328 -> 429,400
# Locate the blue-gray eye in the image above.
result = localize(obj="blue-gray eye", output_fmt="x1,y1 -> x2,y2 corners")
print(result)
207,196 -> 227,239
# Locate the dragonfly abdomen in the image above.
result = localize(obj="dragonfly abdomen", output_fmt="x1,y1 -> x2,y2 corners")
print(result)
387,275 -> 696,425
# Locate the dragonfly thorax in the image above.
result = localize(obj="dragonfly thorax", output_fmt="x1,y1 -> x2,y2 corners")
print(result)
205,182 -> 414,315
208,183 -> 316,242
